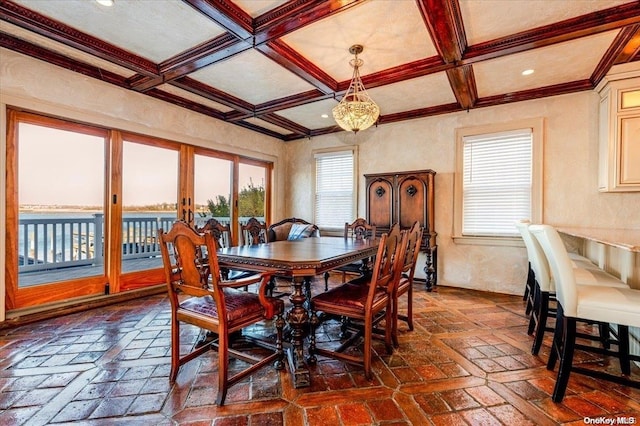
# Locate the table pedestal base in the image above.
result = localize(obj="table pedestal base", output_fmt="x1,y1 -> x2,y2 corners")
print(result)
285,276 -> 312,388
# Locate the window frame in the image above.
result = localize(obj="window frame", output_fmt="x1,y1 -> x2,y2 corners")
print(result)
312,147 -> 358,234
453,118 -> 544,246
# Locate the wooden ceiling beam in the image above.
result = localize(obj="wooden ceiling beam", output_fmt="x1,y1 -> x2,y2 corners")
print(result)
129,34 -> 252,91
146,87 -> 226,120
464,2 -> 640,64
592,24 -> 640,86
256,40 -> 337,94
171,76 -> 255,114
416,0 -> 466,63
475,80 -> 593,108
614,26 -> 640,64
353,56 -> 451,92
0,32 -> 128,87
255,90 -> 332,115
259,112 -> 310,136
446,65 -> 477,110
0,0 -> 158,76
233,120 -> 290,140
378,103 -> 462,125
182,0 -> 253,40
253,0 -> 364,45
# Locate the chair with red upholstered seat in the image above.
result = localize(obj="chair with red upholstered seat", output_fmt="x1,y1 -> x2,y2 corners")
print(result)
158,221 -> 284,406
309,224 -> 406,379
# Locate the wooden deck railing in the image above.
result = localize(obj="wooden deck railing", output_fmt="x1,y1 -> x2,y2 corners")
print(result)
18,215 -> 263,273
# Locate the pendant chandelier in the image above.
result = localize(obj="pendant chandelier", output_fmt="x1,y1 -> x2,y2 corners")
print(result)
332,45 -> 380,133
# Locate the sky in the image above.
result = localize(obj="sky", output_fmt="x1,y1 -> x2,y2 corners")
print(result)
18,123 -> 265,208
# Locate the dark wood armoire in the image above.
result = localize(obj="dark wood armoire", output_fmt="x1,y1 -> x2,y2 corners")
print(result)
364,169 -> 437,290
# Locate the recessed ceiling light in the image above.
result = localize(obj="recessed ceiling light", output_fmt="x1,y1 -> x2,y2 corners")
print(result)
522,69 -> 534,76
96,0 -> 114,6
321,114 -> 329,118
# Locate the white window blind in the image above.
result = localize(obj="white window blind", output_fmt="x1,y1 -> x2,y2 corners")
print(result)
462,129 -> 532,237
315,150 -> 354,229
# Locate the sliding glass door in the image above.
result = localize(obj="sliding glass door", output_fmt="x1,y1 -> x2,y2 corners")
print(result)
117,137 -> 180,290
5,110 -> 273,310
6,111 -> 109,309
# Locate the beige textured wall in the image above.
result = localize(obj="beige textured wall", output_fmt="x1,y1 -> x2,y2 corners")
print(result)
0,49 -> 286,321
285,90 -> 640,295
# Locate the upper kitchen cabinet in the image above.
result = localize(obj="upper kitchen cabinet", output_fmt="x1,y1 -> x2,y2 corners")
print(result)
598,66 -> 640,192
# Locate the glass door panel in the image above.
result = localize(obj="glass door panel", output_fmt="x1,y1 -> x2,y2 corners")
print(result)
194,154 -> 232,230
121,140 -> 179,274
17,123 -> 106,288
238,162 -> 267,224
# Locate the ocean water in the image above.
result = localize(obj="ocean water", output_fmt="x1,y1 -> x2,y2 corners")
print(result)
18,211 -> 177,264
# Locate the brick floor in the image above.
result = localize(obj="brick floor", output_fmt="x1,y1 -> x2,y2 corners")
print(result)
1,275 -> 639,425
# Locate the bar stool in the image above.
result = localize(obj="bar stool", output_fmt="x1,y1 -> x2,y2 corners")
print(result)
516,221 -> 629,355
529,224 -> 640,402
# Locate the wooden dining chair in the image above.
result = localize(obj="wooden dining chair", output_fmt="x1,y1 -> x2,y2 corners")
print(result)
323,218 -> 377,291
240,217 -> 268,246
158,221 -> 284,405
309,224 -> 407,379
198,218 -> 257,282
392,220 -> 423,347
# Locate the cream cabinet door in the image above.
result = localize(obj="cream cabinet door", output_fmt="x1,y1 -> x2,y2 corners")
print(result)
620,116 -> 640,186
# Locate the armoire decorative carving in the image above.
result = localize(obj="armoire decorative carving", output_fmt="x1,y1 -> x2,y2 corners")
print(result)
364,170 -> 437,290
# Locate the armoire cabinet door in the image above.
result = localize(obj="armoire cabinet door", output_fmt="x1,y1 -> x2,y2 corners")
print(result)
366,177 -> 394,232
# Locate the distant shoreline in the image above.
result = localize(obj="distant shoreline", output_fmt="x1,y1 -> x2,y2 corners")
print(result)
20,208 -> 177,214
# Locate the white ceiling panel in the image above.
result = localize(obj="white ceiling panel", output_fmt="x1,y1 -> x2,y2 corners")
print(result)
234,0 -> 289,18
13,0 -> 226,63
189,49 -> 317,105
474,30 -> 621,98
0,20 -> 136,78
281,0 -> 438,82
366,72 -> 458,115
276,98 -> 340,130
243,117 -> 291,135
159,84 -> 234,113
461,0 -> 630,45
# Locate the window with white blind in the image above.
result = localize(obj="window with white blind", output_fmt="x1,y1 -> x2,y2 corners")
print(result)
314,149 -> 356,231
454,119 -> 543,244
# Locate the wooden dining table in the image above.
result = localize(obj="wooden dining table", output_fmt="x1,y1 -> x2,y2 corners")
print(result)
217,236 -> 379,388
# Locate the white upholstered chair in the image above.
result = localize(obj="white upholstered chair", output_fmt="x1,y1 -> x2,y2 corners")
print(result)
529,224 -> 640,402
515,220 -> 629,355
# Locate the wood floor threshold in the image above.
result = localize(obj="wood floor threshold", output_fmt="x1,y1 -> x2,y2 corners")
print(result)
1,285 -> 165,329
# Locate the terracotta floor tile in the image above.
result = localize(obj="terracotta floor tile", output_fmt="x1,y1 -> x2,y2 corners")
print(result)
337,402 -> 374,425
487,404 -> 537,425
465,385 -> 505,406
367,398 -> 404,422
251,411 -> 284,426
459,407 -> 502,425
534,398 -> 582,423
50,399 -> 101,422
440,389 -> 481,411
2,282 -> 640,425
414,392 -> 451,415
429,412 -> 468,426
213,415 -> 248,426
305,405 -> 340,426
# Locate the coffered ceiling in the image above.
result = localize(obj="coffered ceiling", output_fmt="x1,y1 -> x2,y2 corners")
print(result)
1,0 -> 639,141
